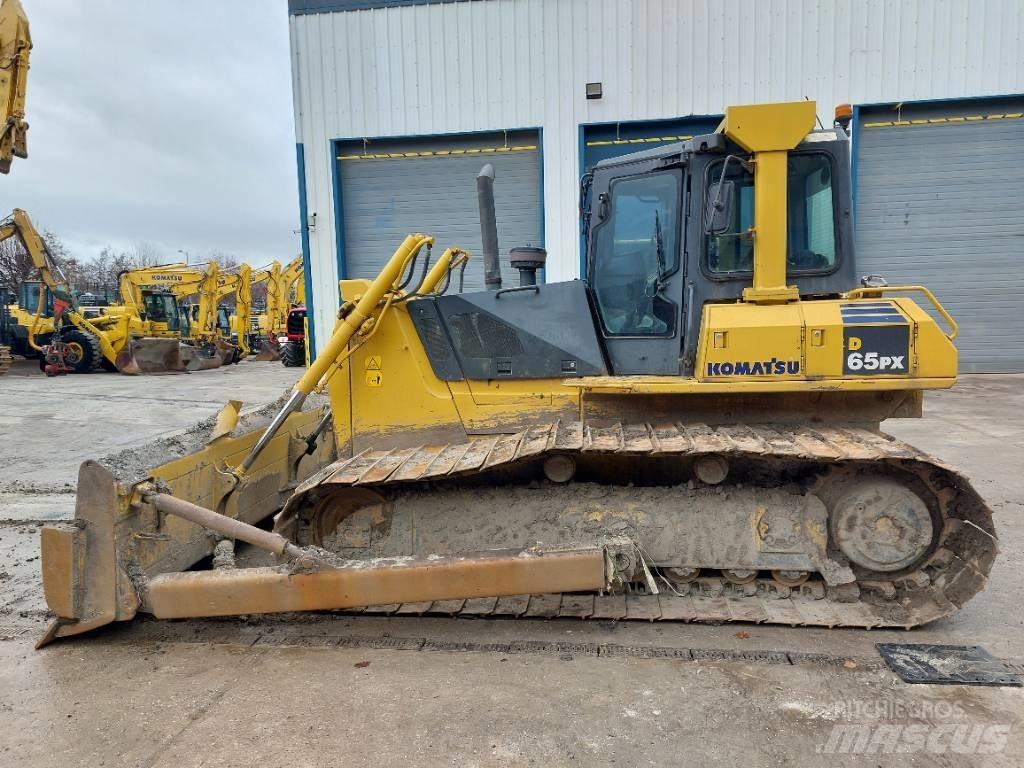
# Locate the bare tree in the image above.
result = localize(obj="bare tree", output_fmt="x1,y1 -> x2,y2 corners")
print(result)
207,250 -> 240,273
0,225 -> 82,296
128,241 -> 167,268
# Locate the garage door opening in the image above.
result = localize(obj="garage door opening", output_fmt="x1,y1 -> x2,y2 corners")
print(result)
335,130 -> 542,293
854,96 -> 1024,373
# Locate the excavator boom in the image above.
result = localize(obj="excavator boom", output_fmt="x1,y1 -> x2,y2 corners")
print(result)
0,0 -> 29,174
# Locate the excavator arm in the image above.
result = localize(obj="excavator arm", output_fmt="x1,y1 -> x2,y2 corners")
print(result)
0,208 -> 71,354
252,261 -> 280,337
117,265 -> 207,316
0,209 -> 71,300
214,264 -> 253,357
0,0 -> 30,174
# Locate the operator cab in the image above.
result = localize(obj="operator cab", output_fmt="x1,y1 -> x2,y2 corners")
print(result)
583,127 -> 855,374
409,124 -> 856,382
181,304 -> 231,338
141,290 -> 183,334
18,280 -> 53,315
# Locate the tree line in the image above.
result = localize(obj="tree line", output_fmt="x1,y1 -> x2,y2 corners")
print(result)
1,224 -> 242,303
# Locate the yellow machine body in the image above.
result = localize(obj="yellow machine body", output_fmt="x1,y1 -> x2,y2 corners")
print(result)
37,102 -> 996,644
0,0 -> 30,174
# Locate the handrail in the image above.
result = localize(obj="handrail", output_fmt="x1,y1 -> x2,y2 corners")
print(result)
846,284 -> 958,340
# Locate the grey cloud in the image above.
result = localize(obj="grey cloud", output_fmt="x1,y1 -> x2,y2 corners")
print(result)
4,0 -> 301,267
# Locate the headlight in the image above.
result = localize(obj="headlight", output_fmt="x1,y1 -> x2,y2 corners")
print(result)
277,336 -> 289,344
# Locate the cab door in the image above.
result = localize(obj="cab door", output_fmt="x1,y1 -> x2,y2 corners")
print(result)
587,167 -> 685,375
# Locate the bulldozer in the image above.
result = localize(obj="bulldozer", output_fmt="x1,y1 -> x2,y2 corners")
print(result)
37,101 -> 995,646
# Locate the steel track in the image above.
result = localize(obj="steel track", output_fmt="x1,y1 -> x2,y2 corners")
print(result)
284,421 -> 997,629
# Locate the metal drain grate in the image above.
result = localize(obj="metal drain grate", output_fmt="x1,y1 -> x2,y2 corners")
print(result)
877,644 -> 1024,686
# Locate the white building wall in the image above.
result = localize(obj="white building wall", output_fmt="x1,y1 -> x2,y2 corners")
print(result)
290,0 -> 1024,353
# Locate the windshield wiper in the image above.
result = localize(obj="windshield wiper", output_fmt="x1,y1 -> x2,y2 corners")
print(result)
653,210 -> 667,290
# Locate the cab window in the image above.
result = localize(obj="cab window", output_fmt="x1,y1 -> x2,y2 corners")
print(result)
705,153 -> 838,275
143,293 -> 180,330
591,172 -> 680,336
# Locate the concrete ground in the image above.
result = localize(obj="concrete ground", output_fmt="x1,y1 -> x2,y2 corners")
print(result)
1,362 -> 1022,766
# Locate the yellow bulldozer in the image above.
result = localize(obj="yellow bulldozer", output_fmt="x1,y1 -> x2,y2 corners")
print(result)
37,102 -> 994,646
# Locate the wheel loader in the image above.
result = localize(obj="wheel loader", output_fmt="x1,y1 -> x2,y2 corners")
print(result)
37,101 -> 995,646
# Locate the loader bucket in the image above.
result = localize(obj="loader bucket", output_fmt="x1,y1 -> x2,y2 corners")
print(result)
177,340 -> 238,371
180,344 -> 223,371
38,398 -> 339,646
114,338 -> 187,375
253,338 -> 281,361
213,338 -> 239,365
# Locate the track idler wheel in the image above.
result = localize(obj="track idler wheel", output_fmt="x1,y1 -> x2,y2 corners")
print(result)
829,478 -> 934,573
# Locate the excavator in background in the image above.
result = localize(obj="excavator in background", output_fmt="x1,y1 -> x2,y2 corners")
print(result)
0,0 -> 29,175
38,102 -> 996,645
116,262 -> 231,371
0,0 -> 30,372
252,255 -> 304,359
214,262 -> 253,360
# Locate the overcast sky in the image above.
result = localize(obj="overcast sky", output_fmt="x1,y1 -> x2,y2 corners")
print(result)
5,0 -> 300,268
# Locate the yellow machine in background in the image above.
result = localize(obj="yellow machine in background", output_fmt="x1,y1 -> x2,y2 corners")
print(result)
251,255 -> 303,359
0,0 -> 30,174
0,0 -> 30,372
1,209 -> 194,374
2,282 -> 55,364
38,102 -> 995,646
215,262 -> 253,359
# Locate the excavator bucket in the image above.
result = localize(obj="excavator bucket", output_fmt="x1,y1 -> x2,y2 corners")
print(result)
114,338 -> 187,375
253,338 -> 281,361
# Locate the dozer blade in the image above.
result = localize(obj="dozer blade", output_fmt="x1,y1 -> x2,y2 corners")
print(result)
36,400 -> 630,646
114,338 -> 187,375
38,398 -> 339,646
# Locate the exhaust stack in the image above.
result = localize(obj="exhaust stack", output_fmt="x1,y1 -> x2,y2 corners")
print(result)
477,164 -> 501,291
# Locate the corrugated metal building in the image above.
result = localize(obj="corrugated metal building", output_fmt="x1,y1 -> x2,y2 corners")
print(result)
289,0 -> 1024,371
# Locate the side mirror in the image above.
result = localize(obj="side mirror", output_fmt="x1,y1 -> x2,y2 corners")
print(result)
704,180 -> 736,235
